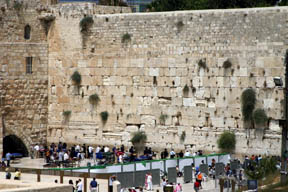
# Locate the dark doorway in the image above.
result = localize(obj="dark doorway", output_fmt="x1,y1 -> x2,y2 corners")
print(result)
3,135 -> 29,157
24,25 -> 31,40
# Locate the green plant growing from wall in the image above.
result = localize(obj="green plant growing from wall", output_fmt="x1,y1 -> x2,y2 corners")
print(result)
253,108 -> 268,128
217,131 -> 236,153
13,1 -> 22,11
89,93 -> 100,107
223,59 -> 232,68
62,110 -> 71,123
176,21 -> 184,32
183,84 -> 189,95
241,88 -> 256,129
130,131 -> 147,155
198,59 -> 206,69
159,114 -> 168,125
80,16 -> 94,32
180,131 -> 186,143
121,33 -> 131,43
71,71 -> 82,85
100,111 -> 109,125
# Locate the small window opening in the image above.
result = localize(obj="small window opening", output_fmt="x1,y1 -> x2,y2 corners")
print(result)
24,25 -> 31,40
26,57 -> 32,74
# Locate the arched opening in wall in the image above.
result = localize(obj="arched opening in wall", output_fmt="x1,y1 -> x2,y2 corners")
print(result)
3,135 -> 29,157
24,25 -> 31,40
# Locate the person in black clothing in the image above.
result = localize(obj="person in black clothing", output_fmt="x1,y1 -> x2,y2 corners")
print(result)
82,144 -> 86,158
120,144 -> 125,152
163,149 -> 168,159
144,147 -> 149,155
178,150 -> 184,158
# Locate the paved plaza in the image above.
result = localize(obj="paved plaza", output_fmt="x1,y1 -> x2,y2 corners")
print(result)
0,157 -> 222,192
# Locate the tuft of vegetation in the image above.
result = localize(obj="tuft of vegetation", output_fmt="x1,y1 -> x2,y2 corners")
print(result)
223,59 -> 232,68
62,110 -> 71,123
80,16 -> 94,32
89,93 -> 100,106
253,108 -> 268,127
159,114 -> 168,125
245,157 -> 277,180
13,1 -> 22,11
180,131 -> 186,143
217,131 -> 236,152
183,84 -> 189,95
198,59 -> 206,69
241,88 -> 256,123
100,111 -> 109,125
130,131 -> 147,145
121,33 -> 131,43
71,71 -> 82,85
176,21 -> 184,32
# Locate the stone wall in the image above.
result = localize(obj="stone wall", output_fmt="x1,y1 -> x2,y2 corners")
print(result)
47,7 -> 288,155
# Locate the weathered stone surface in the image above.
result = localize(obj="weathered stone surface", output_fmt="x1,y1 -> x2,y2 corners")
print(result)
0,3 -> 287,156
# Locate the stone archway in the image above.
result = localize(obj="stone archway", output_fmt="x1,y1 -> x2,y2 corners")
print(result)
3,135 -> 29,157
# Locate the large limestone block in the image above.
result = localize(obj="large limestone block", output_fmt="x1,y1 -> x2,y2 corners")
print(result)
183,98 -> 196,107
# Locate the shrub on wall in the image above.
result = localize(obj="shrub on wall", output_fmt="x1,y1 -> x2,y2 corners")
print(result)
71,71 -> 82,86
253,108 -> 268,128
13,1 -> 22,11
223,59 -> 232,68
159,114 -> 168,125
241,88 -> 256,125
100,111 -> 109,125
180,131 -> 186,143
121,33 -> 131,43
198,59 -> 206,69
183,84 -> 189,95
80,16 -> 94,32
176,21 -> 184,32
89,93 -> 100,107
62,110 -> 71,123
130,131 -> 147,154
217,131 -> 236,152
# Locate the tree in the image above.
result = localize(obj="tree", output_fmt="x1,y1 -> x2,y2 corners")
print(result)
130,131 -> 147,155
217,131 -> 236,153
147,0 -> 279,12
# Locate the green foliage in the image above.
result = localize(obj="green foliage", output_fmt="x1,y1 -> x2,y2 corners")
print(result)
89,94 -> 100,106
100,111 -> 109,125
217,131 -> 236,152
121,33 -> 131,43
245,157 -> 277,180
80,16 -> 94,32
13,1 -> 22,11
223,59 -> 232,69
71,71 -> 82,85
241,88 -> 256,122
198,59 -> 206,69
180,131 -> 186,143
62,110 -> 71,118
130,131 -> 147,145
176,21 -> 184,32
159,114 -> 168,125
279,0 -> 288,6
147,0 -> 280,12
253,108 -> 268,127
183,84 -> 189,94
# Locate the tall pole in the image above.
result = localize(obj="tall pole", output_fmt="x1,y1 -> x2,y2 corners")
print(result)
281,50 -> 288,184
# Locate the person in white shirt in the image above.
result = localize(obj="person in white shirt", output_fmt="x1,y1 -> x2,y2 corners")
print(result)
77,179 -> 83,192
88,146 -> 94,159
96,146 -> 101,153
64,152 -> 69,161
147,173 -> 153,191
104,146 -> 110,153
119,154 -> 123,163
75,145 -> 80,152
184,150 -> 191,157
58,151 -> 64,162
34,144 -> 39,158
170,149 -> 176,158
